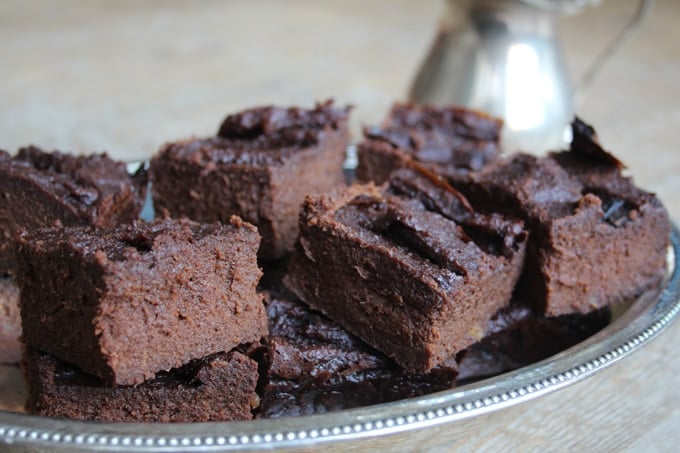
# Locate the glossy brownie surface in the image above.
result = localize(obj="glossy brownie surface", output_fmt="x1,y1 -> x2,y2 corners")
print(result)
258,293 -> 458,418
160,102 -> 348,167
257,291 -> 608,418
0,146 -> 147,274
457,302 -> 610,381
356,103 -> 503,184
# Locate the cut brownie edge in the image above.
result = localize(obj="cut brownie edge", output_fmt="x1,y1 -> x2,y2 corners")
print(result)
24,347 -> 260,422
525,191 -> 670,316
16,217 -> 267,386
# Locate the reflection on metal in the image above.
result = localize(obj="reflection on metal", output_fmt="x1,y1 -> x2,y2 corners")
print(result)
409,0 -> 652,153
505,43 -> 548,131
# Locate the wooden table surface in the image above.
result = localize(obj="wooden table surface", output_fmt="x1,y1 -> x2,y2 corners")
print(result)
1,0 -> 679,451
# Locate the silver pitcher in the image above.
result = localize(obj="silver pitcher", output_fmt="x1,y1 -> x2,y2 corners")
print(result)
409,0 -> 652,152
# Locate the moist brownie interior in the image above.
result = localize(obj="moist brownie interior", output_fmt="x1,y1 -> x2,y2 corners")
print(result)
16,217 -> 267,386
24,347 -> 259,422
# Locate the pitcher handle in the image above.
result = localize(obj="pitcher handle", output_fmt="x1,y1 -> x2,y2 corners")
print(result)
573,0 -> 654,103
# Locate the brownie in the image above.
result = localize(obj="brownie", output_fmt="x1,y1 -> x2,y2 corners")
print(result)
257,293 -> 458,418
356,103 -> 503,185
455,121 -> 671,316
0,277 -> 21,364
150,100 -> 350,260
284,165 -> 528,373
15,217 -> 267,386
24,347 -> 259,422
457,301 -> 611,382
0,147 -> 147,275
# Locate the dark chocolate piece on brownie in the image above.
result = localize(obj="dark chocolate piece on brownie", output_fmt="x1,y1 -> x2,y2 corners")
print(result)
550,117 -> 630,194
566,116 -> 625,169
257,293 -> 458,418
24,347 -> 259,422
0,277 -> 21,364
284,167 -> 527,373
0,147 -> 147,275
356,103 -> 503,185
150,100 -> 350,260
15,217 -> 267,386
457,300 -> 610,382
457,150 -> 670,316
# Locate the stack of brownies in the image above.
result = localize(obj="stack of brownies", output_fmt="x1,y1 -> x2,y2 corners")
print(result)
0,147 -> 148,366
0,99 -> 671,421
1,146 -> 270,422
18,217 -> 267,422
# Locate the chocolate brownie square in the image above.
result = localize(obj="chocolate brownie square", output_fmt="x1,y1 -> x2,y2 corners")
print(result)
24,347 -> 259,422
150,101 -> 350,260
257,292 -> 458,418
456,122 -> 670,316
356,103 -> 503,185
15,217 -> 267,386
0,147 -> 147,275
284,166 -> 528,373
0,277 -> 21,364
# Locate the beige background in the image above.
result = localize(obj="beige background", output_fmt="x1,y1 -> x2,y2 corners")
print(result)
1,0 -> 679,451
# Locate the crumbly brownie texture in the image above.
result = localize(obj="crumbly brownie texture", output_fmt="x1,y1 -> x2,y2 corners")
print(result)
24,347 -> 259,422
356,103 -> 503,185
15,217 -> 267,386
257,293 -> 458,418
284,167 -> 527,373
456,121 -> 670,316
456,301 -> 610,382
0,147 -> 147,275
150,100 -> 350,260
0,277 -> 21,364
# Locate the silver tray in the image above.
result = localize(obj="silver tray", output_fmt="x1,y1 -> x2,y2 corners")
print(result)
1,225 -> 679,452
